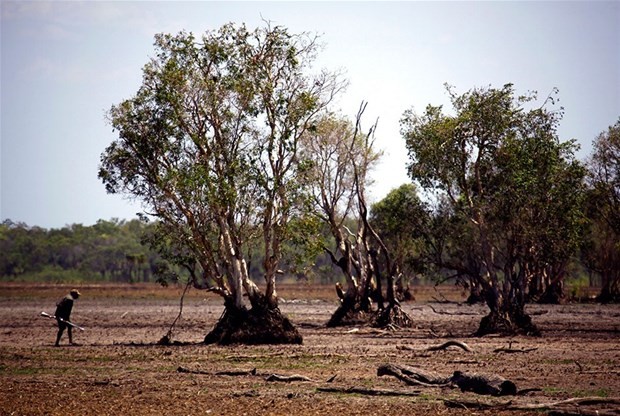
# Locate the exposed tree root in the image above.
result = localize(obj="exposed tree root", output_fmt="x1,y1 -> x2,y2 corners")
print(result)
476,311 -> 541,337
204,304 -> 302,345
326,306 -> 371,327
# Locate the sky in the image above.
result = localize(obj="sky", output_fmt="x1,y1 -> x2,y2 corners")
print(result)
1,1 -> 619,230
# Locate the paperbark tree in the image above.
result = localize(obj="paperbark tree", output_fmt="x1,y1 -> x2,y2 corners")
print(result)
401,84 -> 585,336
300,106 -> 412,328
99,23 -> 345,344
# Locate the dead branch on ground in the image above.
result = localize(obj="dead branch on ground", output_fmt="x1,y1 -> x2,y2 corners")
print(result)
317,386 -> 420,397
177,366 -> 257,376
397,340 -> 473,353
265,374 -> 312,382
377,364 -> 451,387
427,305 -> 481,316
444,396 -> 620,415
493,346 -> 538,354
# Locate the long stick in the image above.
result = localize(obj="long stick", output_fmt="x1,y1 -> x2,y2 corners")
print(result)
40,312 -> 85,331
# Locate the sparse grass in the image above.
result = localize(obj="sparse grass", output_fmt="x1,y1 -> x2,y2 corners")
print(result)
574,388 -> 611,398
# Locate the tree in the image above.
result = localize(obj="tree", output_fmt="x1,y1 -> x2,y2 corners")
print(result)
401,84 -> 585,336
300,107 -> 412,328
584,119 -> 620,302
99,23 -> 345,344
369,183 -> 429,300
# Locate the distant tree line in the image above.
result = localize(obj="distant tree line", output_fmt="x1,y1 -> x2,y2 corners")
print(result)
0,217 -> 340,284
0,219 -> 160,283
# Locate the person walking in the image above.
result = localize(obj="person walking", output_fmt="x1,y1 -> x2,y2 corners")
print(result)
54,289 -> 80,346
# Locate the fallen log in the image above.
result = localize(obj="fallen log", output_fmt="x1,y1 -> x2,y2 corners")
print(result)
377,364 -> 451,387
216,368 -> 257,376
378,364 -> 518,396
451,370 -> 517,396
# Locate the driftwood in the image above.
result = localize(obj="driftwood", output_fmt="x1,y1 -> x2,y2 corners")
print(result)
317,386 -> 420,397
378,364 -> 517,396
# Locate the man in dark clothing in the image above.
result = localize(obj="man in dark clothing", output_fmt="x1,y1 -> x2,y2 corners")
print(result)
54,289 -> 80,347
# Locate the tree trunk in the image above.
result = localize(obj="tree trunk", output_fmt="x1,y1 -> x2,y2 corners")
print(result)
465,279 -> 485,304
597,270 -> 620,303
325,242 -> 372,327
538,278 -> 564,304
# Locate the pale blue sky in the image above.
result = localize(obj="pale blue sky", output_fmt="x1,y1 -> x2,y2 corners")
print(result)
1,1 -> 619,229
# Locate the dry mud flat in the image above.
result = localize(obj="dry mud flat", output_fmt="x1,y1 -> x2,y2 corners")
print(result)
0,283 -> 619,416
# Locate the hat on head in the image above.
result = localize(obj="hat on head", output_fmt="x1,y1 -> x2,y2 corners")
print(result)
70,289 -> 81,298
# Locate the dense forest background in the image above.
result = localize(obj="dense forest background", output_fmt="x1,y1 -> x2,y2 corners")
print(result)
0,218 -> 338,285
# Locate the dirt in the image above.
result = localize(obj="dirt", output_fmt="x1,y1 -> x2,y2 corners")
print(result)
1,283 -> 619,416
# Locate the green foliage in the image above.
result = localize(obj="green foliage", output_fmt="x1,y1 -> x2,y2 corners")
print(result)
99,23 -> 345,306
369,183 -> 429,278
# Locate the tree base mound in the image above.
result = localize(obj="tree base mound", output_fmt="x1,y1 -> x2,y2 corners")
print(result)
204,305 -> 302,345
326,305 -> 371,327
475,311 -> 540,337
373,303 -> 413,329
327,302 -> 413,329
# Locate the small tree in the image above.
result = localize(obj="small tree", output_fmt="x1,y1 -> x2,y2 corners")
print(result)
99,23 -> 345,344
402,84 -> 584,336
369,183 -> 429,300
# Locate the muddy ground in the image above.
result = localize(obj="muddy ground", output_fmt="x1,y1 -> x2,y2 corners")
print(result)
0,283 -> 619,416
